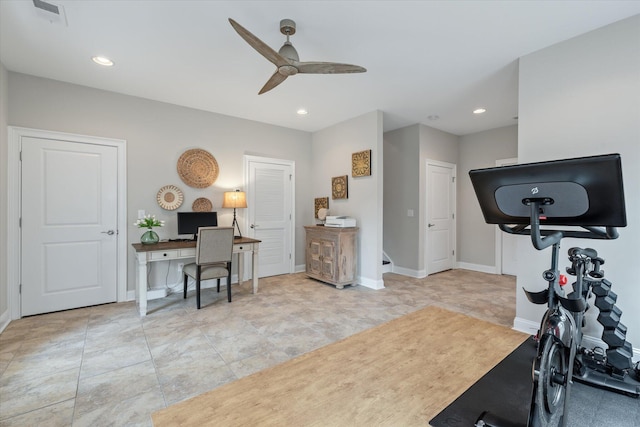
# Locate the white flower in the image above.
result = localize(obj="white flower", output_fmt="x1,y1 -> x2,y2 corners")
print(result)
134,214 -> 164,229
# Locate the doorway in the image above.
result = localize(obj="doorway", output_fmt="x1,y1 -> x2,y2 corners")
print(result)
244,155 -> 295,278
425,160 -> 456,275
8,127 -> 127,318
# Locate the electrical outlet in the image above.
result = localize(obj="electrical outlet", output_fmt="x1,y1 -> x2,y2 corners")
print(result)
138,210 -> 145,219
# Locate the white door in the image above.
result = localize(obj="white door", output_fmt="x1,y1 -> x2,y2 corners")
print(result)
426,161 -> 456,275
245,156 -> 294,277
21,137 -> 118,316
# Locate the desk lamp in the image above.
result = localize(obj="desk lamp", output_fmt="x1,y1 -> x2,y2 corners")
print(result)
222,190 -> 247,239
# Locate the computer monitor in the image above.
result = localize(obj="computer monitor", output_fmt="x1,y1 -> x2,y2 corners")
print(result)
177,212 -> 218,239
469,153 -> 626,227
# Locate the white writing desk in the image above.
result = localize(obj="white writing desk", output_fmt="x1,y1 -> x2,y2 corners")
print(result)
131,237 -> 260,316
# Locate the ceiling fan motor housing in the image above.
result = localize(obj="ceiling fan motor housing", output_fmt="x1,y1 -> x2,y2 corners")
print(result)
280,19 -> 296,36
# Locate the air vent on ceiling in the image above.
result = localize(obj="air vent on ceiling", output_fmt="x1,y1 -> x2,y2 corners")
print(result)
32,0 -> 67,26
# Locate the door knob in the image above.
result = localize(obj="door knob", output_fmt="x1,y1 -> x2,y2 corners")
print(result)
428,223 -> 435,228
101,230 -> 115,235
250,224 -> 258,229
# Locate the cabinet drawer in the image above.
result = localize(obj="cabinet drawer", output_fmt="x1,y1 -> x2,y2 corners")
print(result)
149,250 -> 179,260
179,248 -> 196,257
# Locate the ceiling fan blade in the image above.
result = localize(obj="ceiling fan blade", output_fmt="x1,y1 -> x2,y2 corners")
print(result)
229,18 -> 289,67
296,62 -> 367,74
259,71 -> 289,95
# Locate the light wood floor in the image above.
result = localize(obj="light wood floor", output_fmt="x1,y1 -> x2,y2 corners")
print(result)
152,306 -> 526,426
0,269 -> 518,426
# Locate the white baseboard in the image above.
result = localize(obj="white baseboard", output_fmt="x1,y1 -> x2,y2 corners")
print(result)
358,276 -> 385,290
456,262 -> 497,275
391,266 -> 426,278
513,316 -> 539,336
514,316 -> 639,362
0,308 -> 10,334
295,264 -> 306,273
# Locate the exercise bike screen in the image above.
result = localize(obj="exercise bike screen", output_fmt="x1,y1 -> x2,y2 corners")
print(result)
469,153 -> 626,227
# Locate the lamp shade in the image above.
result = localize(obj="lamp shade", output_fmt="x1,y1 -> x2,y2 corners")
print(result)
222,191 -> 247,209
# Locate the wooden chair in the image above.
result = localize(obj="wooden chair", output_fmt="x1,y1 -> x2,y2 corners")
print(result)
183,226 -> 234,309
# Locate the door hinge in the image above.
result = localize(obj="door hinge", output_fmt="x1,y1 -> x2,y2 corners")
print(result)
289,253 -> 292,259
452,176 -> 455,183
452,250 -> 455,256
19,284 -> 22,294
19,217 -> 21,228
19,151 -> 22,161
452,213 -> 455,219
289,174 -> 292,181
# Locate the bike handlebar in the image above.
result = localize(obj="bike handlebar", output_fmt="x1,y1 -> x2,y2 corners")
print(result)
498,200 -> 619,250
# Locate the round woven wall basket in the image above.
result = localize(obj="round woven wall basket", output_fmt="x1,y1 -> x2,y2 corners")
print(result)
192,197 -> 213,212
156,185 -> 184,210
177,149 -> 219,188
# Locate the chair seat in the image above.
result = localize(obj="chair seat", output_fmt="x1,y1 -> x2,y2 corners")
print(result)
183,262 -> 229,280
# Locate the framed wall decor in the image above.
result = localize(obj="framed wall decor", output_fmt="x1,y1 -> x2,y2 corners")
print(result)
331,175 -> 348,199
314,197 -> 329,218
352,149 -> 371,177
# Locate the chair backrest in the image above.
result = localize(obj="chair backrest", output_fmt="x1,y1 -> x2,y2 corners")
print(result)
195,227 -> 234,265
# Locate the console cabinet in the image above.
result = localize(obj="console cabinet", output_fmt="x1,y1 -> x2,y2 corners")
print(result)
304,226 -> 358,289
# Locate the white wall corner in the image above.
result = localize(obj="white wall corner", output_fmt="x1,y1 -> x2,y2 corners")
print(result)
456,262 -> 498,275
358,276 -> 385,290
0,309 -> 11,334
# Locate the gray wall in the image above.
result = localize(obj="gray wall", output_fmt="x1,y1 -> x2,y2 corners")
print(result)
458,125 -> 518,268
516,15 -> 640,350
7,73 -> 313,293
382,123 -> 458,276
0,63 -> 8,322
383,125 -> 421,271
312,111 -> 384,288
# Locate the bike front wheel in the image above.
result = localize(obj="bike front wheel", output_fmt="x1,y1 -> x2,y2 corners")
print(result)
530,335 -> 569,427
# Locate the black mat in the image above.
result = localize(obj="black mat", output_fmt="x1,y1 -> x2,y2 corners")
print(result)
429,336 -> 535,427
430,336 -> 640,427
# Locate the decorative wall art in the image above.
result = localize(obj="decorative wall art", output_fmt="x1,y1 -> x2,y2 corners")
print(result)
156,185 -> 184,210
352,149 -> 371,177
177,148 -> 219,188
314,197 -> 329,218
192,197 -> 213,212
331,175 -> 348,200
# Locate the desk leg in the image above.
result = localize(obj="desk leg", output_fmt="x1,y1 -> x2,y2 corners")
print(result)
135,254 -> 148,316
252,245 -> 259,294
237,253 -> 244,287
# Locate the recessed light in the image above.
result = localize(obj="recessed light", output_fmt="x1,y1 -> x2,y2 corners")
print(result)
92,56 -> 114,67
427,115 -> 439,121
297,108 -> 308,115
473,108 -> 486,114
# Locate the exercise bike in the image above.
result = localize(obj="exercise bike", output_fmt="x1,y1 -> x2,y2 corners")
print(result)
469,154 -> 639,427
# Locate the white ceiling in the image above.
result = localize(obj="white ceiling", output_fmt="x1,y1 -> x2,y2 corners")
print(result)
2,1 -> 639,135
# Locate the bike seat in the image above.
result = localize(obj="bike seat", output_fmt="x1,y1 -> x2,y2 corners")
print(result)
568,247 -> 598,258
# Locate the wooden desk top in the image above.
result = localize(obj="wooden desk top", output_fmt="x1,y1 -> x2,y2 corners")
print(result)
131,237 -> 261,252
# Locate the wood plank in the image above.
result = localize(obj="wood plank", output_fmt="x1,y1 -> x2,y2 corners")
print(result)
152,306 -> 527,426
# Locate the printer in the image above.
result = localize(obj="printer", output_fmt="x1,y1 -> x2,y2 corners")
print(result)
325,216 -> 357,227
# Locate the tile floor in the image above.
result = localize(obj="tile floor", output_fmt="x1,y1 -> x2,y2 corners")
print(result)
0,269 -> 516,426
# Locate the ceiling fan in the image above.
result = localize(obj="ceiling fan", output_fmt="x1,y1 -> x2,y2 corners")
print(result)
228,18 -> 367,94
